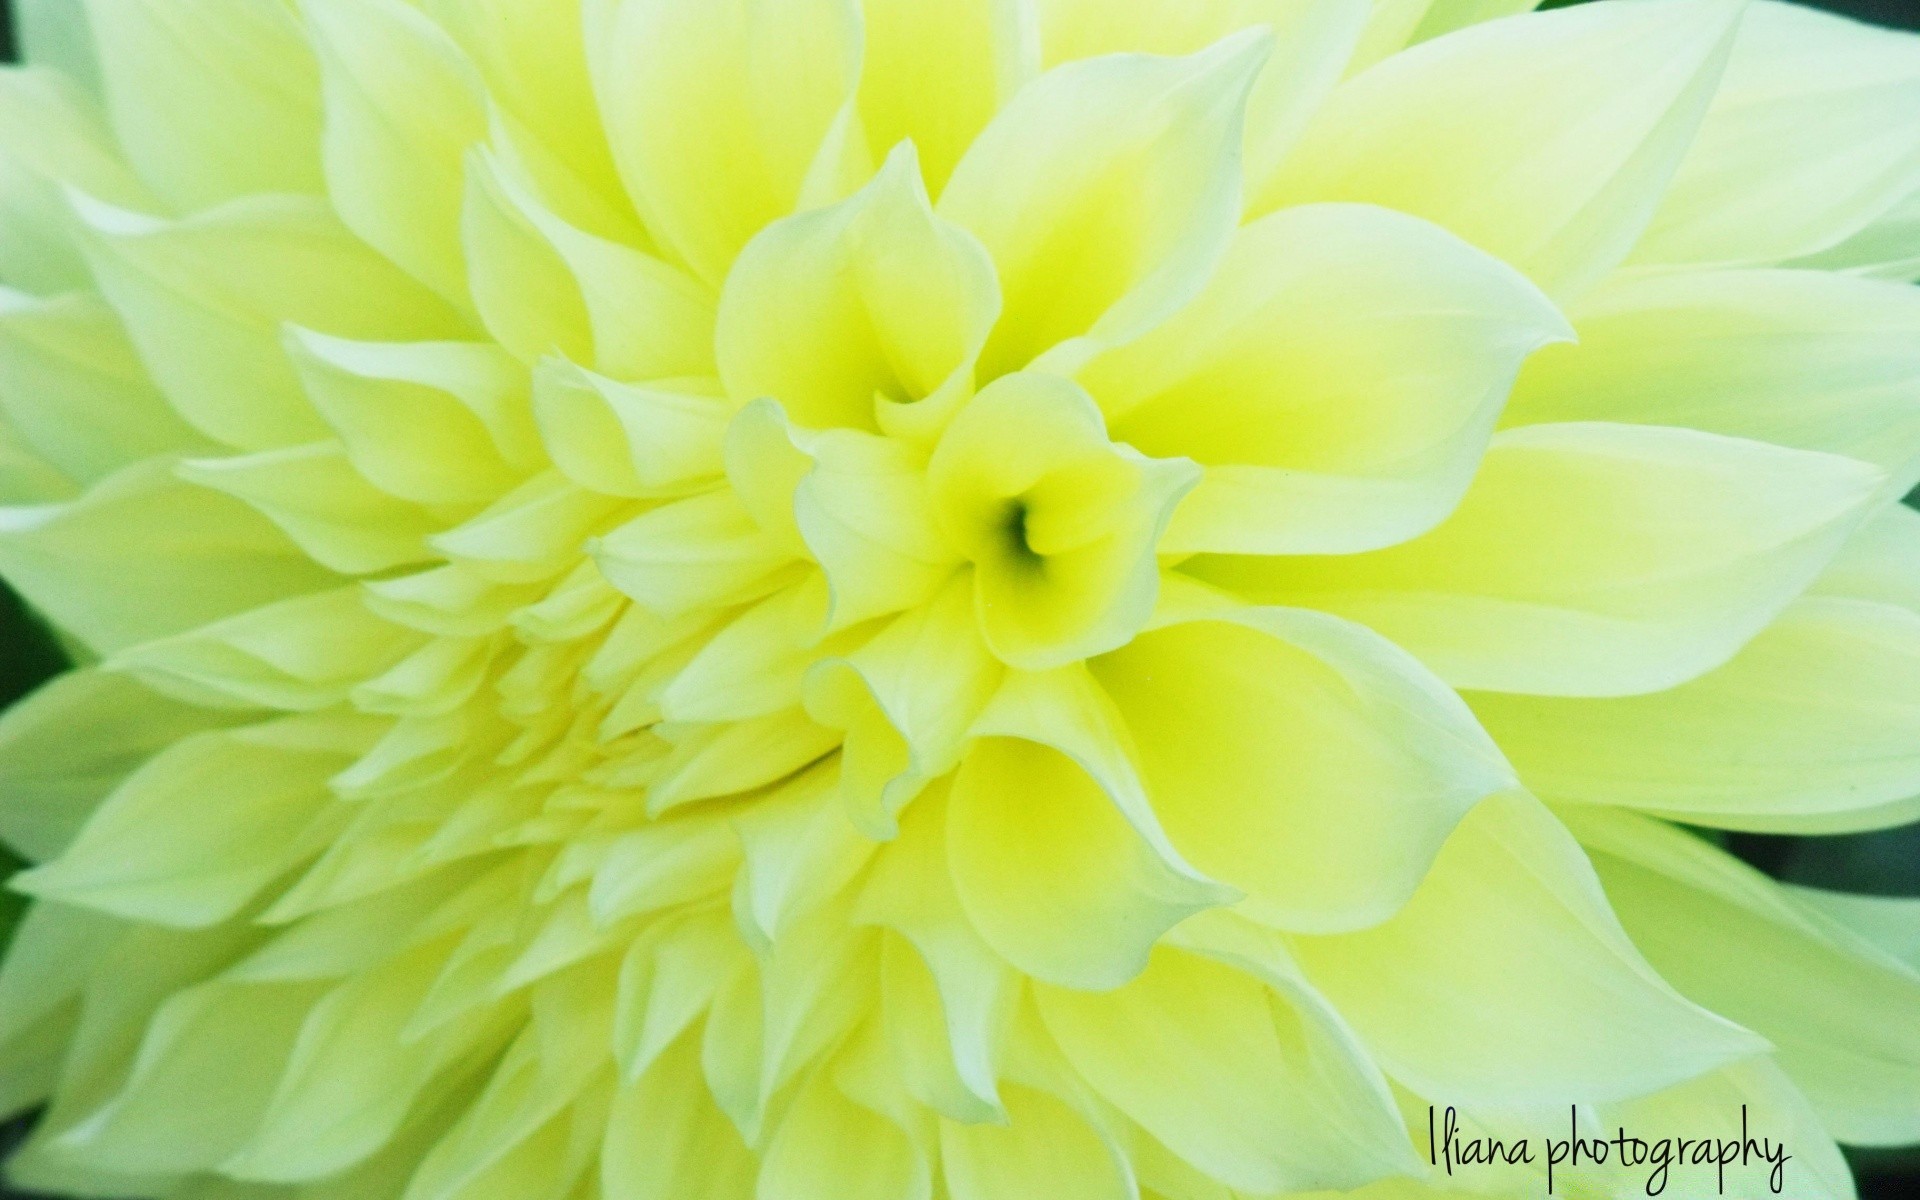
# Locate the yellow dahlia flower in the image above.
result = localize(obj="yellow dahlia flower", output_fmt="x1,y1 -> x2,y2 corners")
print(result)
2,0 -> 1920,1197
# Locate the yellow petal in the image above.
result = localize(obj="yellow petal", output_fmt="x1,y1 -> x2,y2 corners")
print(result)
857,786 -> 1013,1123
52,978 -> 326,1175
179,443 -> 445,576
717,144 -> 999,438
0,289 -> 207,485
1038,941 -> 1413,1194
804,580 -> 1001,837
594,488 -> 801,618
589,0 -> 868,286
423,0 -> 627,218
1094,605 -> 1513,931
0,668 -> 241,863
602,1033 -> 756,1200
757,1067 -> 930,1200
286,331 -> 534,506
532,363 -> 728,498
939,30 -> 1269,376
946,731 -> 1225,990
940,1085 -> 1133,1200
0,68 -> 149,294
109,586 -> 423,713
1080,202 -> 1569,555
14,713 -> 376,927
463,145 -> 716,379
794,429 -> 958,632
859,0 -> 1038,195
928,373 -> 1196,668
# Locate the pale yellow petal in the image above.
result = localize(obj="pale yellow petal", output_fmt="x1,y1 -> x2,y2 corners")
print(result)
1633,0 -> 1920,268
1473,597 -> 1920,833
1509,268 -> 1920,492
1196,422 -> 1882,696
1274,0 -> 1743,298
1288,794 -> 1766,1107
83,0 -> 323,210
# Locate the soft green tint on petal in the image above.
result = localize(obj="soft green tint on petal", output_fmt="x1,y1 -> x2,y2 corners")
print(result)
424,0 -> 625,216
1289,794 -> 1766,1108
1473,597 -> 1920,832
1348,0 -> 1544,74
0,68 -> 149,295
11,713 -> 375,928
0,0 -> 1914,1193
286,331 -> 533,506
302,0 -> 488,306
1275,0 -> 1742,298
929,373 -> 1195,668
53,977 -> 327,1175
74,194 -> 467,451
463,149 -> 715,381
83,0 -> 323,211
0,289 -> 207,485
1509,268 -> 1920,492
793,429 -> 957,632
757,1067 -> 929,1200
16,0 -> 102,95
109,586 -> 422,713
0,670 -> 242,864
602,1033 -> 755,1200
179,444 -> 446,576
1572,808 -> 1920,1147
940,1084 -> 1132,1200
533,365 -> 727,498
0,458 -> 338,655
804,580 -> 1000,837
1632,0 -> 1920,268
1792,888 -> 1920,973
1795,185 -> 1920,280
1196,422 -> 1882,696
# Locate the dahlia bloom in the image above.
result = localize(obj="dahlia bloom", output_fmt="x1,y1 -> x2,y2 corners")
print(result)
1,0 -> 1920,1197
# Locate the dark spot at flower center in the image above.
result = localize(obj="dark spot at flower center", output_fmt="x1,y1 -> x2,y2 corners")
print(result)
999,498 -> 1045,571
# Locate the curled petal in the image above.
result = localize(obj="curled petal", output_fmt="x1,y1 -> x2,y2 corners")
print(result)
1080,202 -> 1570,556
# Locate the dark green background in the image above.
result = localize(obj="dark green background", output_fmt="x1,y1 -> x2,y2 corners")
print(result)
2,0 -> 1918,1196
